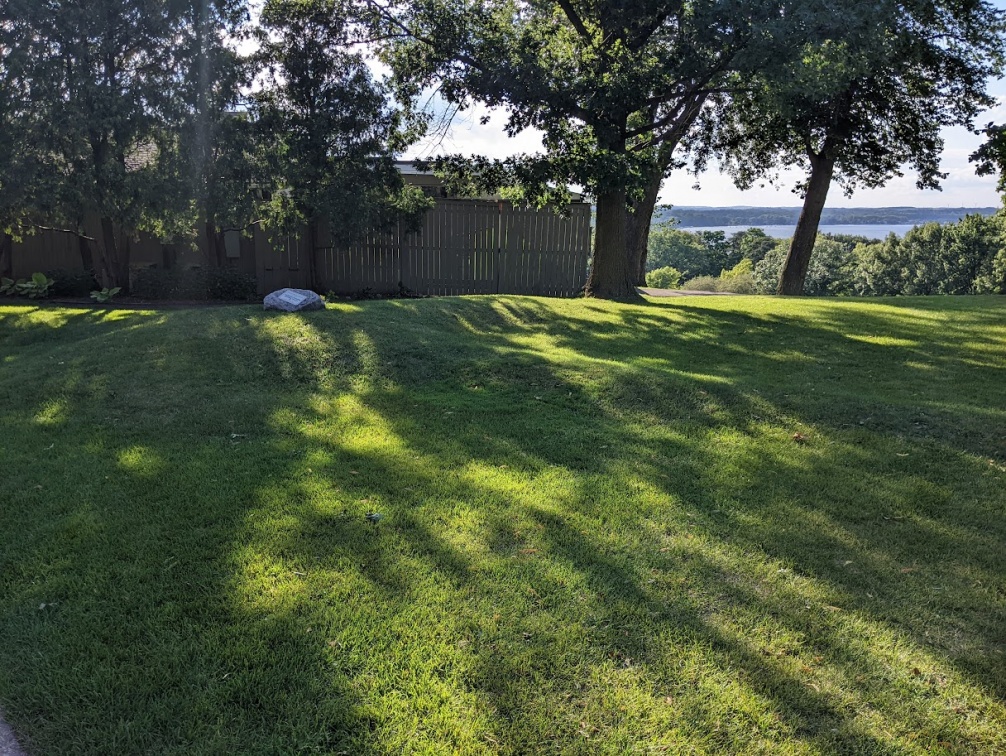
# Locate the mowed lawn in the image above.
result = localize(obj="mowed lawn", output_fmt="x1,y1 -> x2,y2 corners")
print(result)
1,294 -> 1005,755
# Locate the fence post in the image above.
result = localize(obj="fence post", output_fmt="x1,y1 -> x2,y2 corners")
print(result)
495,201 -> 503,294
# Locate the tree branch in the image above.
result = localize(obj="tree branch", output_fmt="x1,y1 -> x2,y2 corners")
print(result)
555,0 -> 592,42
364,0 -> 486,72
32,224 -> 96,242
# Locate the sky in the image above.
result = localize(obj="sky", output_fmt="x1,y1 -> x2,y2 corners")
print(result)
402,18 -> 1006,210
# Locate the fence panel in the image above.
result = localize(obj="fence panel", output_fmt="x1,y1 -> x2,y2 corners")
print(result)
499,202 -> 590,296
7,199 -> 591,297
11,230 -> 81,277
398,200 -> 500,296
317,227 -> 400,296
254,226 -> 312,295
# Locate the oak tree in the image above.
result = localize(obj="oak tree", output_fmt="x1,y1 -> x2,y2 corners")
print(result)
374,0 -> 810,299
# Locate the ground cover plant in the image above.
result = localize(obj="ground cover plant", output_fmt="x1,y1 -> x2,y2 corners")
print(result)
1,295 -> 1005,754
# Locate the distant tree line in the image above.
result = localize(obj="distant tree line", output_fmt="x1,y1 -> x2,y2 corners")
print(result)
645,214 -> 1006,296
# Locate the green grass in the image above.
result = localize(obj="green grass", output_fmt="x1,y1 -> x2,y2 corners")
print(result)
1,294 -> 1005,754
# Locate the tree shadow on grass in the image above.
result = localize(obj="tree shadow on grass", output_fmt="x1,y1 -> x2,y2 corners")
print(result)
2,297 -> 1005,753
241,296 -> 1006,751
0,305 -> 389,755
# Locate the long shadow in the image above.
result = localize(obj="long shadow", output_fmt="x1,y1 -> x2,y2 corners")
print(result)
242,296 -> 1006,750
2,296 -> 1005,753
0,305 -> 385,754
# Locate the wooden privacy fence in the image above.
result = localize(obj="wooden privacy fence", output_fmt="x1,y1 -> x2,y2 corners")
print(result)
262,199 -> 592,297
7,199 -> 592,298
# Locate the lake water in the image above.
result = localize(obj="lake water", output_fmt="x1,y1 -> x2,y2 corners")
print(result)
682,224 -> 918,240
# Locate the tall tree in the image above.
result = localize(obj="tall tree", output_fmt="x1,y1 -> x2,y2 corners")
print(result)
709,0 -> 1005,295
175,0 -> 257,267
0,0 -> 247,291
254,0 -> 430,291
0,6 -> 69,277
373,0 -> 810,299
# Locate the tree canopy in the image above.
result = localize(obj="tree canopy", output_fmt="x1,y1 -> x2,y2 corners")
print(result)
707,0 -> 1006,294
0,0 -> 425,291
255,0 -> 429,261
0,0 -> 251,289
374,0 -> 816,298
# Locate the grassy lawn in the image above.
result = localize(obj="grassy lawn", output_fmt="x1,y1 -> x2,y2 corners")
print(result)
1,294 -> 1005,754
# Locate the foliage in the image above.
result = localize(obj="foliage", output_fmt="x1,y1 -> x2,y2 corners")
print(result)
717,258 -> 758,294
658,218 -> 1006,298
377,0 -> 816,297
45,269 -> 99,298
680,259 -> 758,293
680,275 -> 722,292
0,0 -> 250,290
644,266 -> 683,289
647,226 -> 740,279
855,215 -> 1006,295
705,0 -> 1006,294
648,225 -> 780,279
2,272 -> 55,299
2,0 -> 429,284
714,1 -> 1005,196
971,122 -> 1006,195
90,288 -> 122,304
254,0 -> 430,250
753,236 -> 859,295
729,228 -> 777,265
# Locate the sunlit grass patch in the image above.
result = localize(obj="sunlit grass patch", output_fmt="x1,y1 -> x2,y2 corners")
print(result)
1,296 -> 1005,754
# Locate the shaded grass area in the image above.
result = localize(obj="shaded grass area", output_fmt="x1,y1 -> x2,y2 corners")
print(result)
1,294 -> 1005,754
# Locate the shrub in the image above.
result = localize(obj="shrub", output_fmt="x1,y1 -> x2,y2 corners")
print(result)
46,269 -> 98,297
131,267 -> 257,301
12,272 -> 56,299
647,226 -> 739,278
680,261 -> 759,294
645,266 -> 683,289
754,236 -> 858,295
717,259 -> 758,293
206,269 -> 258,301
90,287 -> 122,303
681,275 -> 721,292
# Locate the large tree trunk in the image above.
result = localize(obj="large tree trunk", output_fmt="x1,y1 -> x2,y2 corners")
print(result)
0,233 -> 12,280
624,97 -> 708,287
97,217 -> 130,293
779,153 -> 836,295
586,188 -> 639,299
626,165 -> 664,286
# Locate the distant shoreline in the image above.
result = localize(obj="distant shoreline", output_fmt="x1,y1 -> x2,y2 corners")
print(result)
683,224 -> 917,240
659,206 -> 999,227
